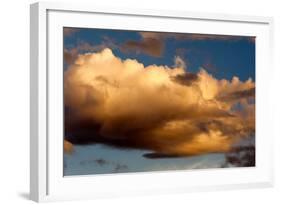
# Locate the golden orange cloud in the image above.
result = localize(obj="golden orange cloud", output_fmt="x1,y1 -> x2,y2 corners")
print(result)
64,140 -> 74,154
64,48 -> 255,157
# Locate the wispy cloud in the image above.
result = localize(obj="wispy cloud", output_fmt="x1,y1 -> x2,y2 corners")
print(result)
113,164 -> 129,172
120,32 -> 255,57
78,157 -> 129,172
217,87 -> 255,102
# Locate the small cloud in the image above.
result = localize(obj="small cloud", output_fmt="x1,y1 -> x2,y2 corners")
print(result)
170,33 -> 255,43
143,152 -> 185,159
171,72 -> 198,86
217,87 -> 255,102
64,140 -> 74,154
202,59 -> 218,73
221,136 -> 255,167
64,48 -> 78,65
78,156 -> 129,172
79,157 -> 110,166
174,56 -> 187,69
248,37 -> 256,43
64,27 -> 79,37
64,37 -> 118,66
121,32 -> 255,57
121,36 -> 164,57
113,164 -> 128,172
95,158 -> 108,166
224,145 -> 255,167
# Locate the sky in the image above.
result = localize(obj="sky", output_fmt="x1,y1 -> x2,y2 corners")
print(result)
63,27 -> 255,176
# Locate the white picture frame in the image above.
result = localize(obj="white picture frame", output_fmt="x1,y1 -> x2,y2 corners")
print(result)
30,1 -> 274,202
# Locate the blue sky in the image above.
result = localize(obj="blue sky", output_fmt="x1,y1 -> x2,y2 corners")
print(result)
63,27 -> 255,176
64,144 -> 226,176
64,27 -> 255,81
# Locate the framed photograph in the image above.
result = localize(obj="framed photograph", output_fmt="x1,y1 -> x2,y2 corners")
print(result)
30,2 -> 274,202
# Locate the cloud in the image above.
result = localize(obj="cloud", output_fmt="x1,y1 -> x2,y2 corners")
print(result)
64,38 -> 118,66
64,27 -> 79,37
143,153 -> 185,159
121,32 -> 254,57
225,135 -> 255,167
113,164 -> 129,172
121,33 -> 164,57
217,87 -> 255,102
95,158 -> 108,166
177,33 -> 252,41
224,145 -> 255,167
64,48 -> 255,157
171,72 -> 198,86
64,48 -> 78,65
64,140 -> 74,154
174,56 -> 187,69
64,30 -> 254,60
78,156 -> 129,173
79,157 -> 109,166
140,32 -> 255,42
222,137 -> 255,167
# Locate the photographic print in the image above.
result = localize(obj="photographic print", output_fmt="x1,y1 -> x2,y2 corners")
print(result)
63,27 -> 255,176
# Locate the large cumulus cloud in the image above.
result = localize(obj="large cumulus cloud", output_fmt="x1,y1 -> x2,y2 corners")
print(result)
64,48 -> 255,157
